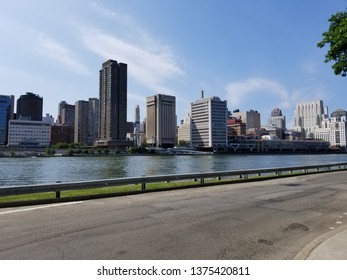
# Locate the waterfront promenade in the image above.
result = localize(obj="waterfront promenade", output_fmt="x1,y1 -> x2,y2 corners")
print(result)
0,171 -> 346,259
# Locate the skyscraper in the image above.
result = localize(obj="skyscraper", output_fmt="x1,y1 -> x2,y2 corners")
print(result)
16,92 -> 43,121
135,105 -> 140,124
99,60 -> 128,144
293,100 -> 327,139
0,95 -> 14,145
268,108 -> 286,130
57,101 -> 75,126
134,105 -> 141,132
74,100 -> 89,144
146,94 -> 176,148
191,96 -> 228,149
88,98 -> 99,145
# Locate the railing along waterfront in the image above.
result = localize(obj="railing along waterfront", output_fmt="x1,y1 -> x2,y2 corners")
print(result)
1,162 -> 347,201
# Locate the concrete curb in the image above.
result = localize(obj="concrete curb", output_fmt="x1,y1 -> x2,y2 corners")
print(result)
294,223 -> 347,259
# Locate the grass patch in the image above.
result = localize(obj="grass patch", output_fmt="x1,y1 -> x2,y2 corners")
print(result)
0,192 -> 56,203
0,180 -> 201,204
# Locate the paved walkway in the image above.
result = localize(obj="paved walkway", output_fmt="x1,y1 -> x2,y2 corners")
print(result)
295,224 -> 347,259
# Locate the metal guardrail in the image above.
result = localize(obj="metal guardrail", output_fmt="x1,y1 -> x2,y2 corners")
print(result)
1,162 -> 347,199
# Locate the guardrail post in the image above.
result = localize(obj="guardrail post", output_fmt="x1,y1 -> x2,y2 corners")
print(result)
200,172 -> 204,184
55,181 -> 61,198
141,175 -> 146,190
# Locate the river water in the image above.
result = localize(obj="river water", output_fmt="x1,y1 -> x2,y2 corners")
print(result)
1,153 -> 347,186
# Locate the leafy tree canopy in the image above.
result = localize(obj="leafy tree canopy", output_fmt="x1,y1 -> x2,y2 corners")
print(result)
317,10 -> 347,76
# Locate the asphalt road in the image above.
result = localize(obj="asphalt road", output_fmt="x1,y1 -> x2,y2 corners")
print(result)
1,171 -> 347,260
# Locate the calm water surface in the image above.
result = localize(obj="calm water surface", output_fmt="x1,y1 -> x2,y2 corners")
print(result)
1,154 -> 347,186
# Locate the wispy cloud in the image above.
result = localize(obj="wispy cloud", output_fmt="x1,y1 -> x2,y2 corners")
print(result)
88,1 -> 117,18
300,60 -> 319,75
225,78 -> 291,109
74,23 -> 184,94
290,84 -> 327,104
37,34 -> 90,76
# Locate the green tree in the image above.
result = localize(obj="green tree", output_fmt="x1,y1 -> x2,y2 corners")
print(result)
317,11 -> 347,76
177,140 -> 190,147
66,149 -> 74,156
45,147 -> 56,156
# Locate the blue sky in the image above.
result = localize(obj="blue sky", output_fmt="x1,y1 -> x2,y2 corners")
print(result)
1,0 -> 347,127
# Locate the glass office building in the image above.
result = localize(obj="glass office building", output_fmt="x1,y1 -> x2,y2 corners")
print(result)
0,95 -> 14,145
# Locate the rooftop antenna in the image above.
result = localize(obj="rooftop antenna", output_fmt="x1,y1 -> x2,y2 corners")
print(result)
201,90 -> 204,99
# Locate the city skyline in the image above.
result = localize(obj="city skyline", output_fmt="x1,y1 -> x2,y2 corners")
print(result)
4,90 -> 345,128
1,1 -> 347,126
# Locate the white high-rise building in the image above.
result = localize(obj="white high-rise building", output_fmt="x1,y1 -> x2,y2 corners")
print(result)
314,111 -> 347,148
329,116 -> 347,147
314,118 -> 330,142
293,100 -> 328,139
191,96 -> 227,149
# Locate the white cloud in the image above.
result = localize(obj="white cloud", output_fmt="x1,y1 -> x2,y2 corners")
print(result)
225,77 -> 331,127
37,34 -> 90,76
290,84 -> 327,105
88,1 -> 117,18
225,78 -> 291,109
75,25 -> 184,93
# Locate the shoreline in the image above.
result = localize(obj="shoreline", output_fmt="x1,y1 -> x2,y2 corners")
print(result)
0,149 -> 347,158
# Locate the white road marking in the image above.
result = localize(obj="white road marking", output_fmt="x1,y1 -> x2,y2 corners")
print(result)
329,227 -> 335,230
336,221 -> 342,224
0,201 -> 83,215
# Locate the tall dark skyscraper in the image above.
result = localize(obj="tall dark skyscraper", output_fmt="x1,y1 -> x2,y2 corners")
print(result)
74,100 -> 89,144
99,59 -> 128,143
135,105 -> 140,124
16,92 -> 43,121
0,95 -> 14,145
